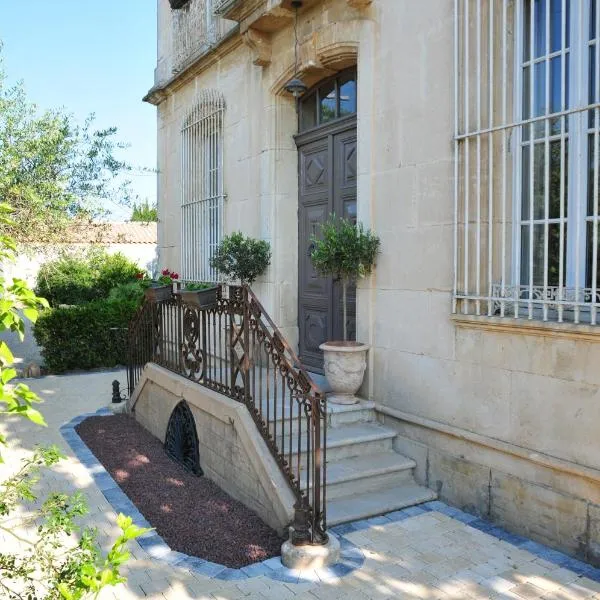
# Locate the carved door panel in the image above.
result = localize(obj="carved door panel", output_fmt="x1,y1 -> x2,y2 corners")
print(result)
297,119 -> 357,372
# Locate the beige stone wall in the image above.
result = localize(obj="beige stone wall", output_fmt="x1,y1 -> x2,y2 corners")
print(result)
152,0 -> 600,561
130,364 -> 296,534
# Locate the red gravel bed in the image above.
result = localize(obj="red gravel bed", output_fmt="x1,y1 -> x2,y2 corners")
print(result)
75,414 -> 283,568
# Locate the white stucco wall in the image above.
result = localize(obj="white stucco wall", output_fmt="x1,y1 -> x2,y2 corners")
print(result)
152,0 -> 600,563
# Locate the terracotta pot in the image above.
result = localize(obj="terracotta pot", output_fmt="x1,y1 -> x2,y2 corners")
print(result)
143,284 -> 173,303
319,341 -> 370,405
178,286 -> 219,309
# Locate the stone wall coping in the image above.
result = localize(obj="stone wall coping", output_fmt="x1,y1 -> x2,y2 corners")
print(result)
451,314 -> 600,342
376,403 -> 600,486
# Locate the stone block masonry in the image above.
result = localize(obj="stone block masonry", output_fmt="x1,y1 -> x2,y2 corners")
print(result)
384,410 -> 600,567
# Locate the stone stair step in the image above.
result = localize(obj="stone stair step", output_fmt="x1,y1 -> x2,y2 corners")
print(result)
305,451 -> 417,499
267,400 -> 375,435
277,421 -> 396,462
326,482 -> 437,526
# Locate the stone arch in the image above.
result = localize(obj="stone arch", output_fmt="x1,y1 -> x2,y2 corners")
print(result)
270,20 -> 362,97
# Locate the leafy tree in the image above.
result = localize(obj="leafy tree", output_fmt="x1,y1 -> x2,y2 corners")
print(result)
210,232 -> 271,286
0,48 -> 134,243
0,204 -> 147,598
130,200 -> 157,222
310,216 -> 380,341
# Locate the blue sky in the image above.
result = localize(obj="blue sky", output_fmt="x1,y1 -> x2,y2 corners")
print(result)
0,0 -> 157,221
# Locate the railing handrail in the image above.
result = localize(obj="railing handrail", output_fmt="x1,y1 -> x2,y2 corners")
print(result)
245,286 -> 322,396
127,284 -> 327,546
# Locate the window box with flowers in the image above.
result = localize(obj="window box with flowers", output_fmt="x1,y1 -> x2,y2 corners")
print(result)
177,282 -> 219,309
139,269 -> 179,303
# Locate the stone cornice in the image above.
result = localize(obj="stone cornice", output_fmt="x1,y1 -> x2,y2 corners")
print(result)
143,27 -> 242,105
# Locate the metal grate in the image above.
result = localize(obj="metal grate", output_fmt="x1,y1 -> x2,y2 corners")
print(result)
172,0 -> 234,73
454,0 -> 600,325
181,89 -> 225,284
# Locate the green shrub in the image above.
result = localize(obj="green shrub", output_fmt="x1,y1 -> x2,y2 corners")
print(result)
210,232 -> 271,285
35,249 -> 141,306
95,251 -> 142,297
33,297 -> 140,373
107,281 -> 145,304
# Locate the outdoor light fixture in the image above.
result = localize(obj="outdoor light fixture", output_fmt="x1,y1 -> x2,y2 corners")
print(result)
284,0 -> 308,101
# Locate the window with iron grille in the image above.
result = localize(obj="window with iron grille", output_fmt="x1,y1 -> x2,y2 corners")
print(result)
454,0 -> 600,325
180,90 -> 225,283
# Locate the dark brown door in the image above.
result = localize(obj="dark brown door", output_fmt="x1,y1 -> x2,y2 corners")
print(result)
297,117 -> 357,372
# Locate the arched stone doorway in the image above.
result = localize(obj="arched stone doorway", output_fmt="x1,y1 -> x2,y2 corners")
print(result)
295,68 -> 358,372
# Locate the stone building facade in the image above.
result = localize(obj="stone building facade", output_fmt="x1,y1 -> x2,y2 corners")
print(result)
145,0 -> 600,564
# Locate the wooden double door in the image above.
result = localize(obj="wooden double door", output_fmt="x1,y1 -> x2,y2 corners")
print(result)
296,116 -> 358,373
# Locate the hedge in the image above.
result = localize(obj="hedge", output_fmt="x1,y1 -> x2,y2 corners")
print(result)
35,250 -> 141,307
33,298 -> 140,373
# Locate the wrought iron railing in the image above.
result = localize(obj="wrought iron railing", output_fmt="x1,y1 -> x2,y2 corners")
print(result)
127,285 -> 327,545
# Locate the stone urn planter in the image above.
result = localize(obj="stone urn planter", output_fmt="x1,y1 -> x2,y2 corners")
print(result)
178,286 -> 219,309
143,284 -> 172,303
319,341 -> 370,405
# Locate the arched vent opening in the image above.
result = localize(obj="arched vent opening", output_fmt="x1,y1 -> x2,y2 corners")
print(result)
164,400 -> 203,476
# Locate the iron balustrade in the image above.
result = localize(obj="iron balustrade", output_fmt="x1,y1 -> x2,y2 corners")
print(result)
127,284 -> 327,545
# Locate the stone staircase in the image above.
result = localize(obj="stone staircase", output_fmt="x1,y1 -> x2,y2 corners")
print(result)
302,400 -> 436,526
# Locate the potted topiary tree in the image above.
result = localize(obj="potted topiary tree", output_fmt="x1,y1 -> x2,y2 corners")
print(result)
310,216 -> 380,404
210,232 -> 272,287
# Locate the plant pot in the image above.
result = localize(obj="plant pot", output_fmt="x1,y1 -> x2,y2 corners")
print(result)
144,284 -> 173,303
179,286 -> 219,309
319,341 -> 370,405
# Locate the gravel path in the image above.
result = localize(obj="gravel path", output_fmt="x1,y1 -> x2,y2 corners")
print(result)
76,414 -> 283,568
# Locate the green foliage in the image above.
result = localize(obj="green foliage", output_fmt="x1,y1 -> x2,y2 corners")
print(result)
0,50 -> 136,244
310,216 -> 380,340
33,298 -> 140,373
35,249 -> 140,307
310,216 -> 381,283
0,450 -> 149,599
184,282 -> 214,291
0,204 -> 147,599
210,232 -> 271,286
0,203 -> 49,448
130,200 -> 157,222
107,281 -> 145,304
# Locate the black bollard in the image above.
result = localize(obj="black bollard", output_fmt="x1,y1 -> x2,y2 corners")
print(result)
112,380 -> 122,404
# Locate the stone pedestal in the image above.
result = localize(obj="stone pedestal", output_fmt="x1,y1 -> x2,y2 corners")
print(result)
281,533 -> 341,570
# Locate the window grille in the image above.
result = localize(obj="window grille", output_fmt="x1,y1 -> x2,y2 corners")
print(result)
181,89 -> 225,283
454,0 -> 600,325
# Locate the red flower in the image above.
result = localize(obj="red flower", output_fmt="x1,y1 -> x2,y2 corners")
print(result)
135,272 -> 145,279
161,268 -> 170,276
171,273 -> 179,280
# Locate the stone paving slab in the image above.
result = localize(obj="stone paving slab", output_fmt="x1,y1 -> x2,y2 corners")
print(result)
3,370 -> 600,599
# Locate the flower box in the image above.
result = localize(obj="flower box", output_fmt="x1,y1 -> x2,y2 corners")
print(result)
144,284 -> 173,303
178,286 -> 219,309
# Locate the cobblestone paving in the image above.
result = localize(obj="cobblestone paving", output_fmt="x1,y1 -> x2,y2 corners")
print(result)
3,370 -> 600,600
